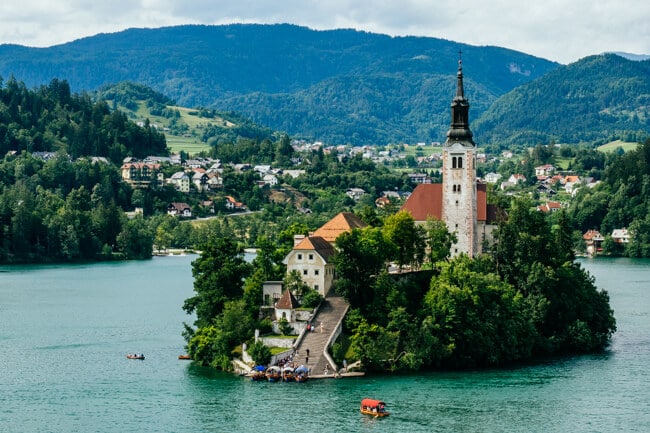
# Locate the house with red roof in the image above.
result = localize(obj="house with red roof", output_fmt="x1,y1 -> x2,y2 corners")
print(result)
283,212 -> 366,296
583,230 -> 604,256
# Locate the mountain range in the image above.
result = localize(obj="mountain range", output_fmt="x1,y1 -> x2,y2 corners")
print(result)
0,24 -> 647,147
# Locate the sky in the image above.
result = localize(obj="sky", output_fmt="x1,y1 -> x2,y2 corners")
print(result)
1,0 -> 649,64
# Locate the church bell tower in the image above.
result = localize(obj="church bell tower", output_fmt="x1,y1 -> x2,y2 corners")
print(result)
442,53 -> 478,257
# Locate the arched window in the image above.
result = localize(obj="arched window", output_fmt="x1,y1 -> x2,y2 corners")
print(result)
458,157 -> 463,169
452,157 -> 457,169
457,184 -> 461,193
453,185 -> 457,192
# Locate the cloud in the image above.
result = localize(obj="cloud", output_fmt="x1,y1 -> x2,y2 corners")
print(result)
0,0 -> 648,64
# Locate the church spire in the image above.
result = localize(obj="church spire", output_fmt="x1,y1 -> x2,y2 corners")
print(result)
456,51 -> 465,99
445,50 -> 474,146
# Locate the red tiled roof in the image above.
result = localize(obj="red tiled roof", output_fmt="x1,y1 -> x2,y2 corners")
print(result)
294,236 -> 336,261
400,183 -> 489,222
583,229 -> 604,240
276,289 -> 300,309
400,184 -> 443,221
312,212 -> 367,243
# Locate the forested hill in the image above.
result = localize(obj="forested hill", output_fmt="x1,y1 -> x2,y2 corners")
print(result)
0,24 -> 558,145
474,54 -> 650,149
0,77 -> 166,161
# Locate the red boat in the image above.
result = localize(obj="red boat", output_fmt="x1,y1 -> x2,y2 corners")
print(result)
360,398 -> 389,417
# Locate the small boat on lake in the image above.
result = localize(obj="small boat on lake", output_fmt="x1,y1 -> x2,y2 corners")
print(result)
126,353 -> 145,360
360,398 -> 389,417
178,354 -> 191,360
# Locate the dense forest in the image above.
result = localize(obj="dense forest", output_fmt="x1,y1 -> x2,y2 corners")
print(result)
0,77 -> 167,161
0,24 -> 558,145
475,54 -> 650,149
1,25 -> 647,147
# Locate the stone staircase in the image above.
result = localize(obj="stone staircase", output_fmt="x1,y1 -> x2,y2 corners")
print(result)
293,293 -> 348,376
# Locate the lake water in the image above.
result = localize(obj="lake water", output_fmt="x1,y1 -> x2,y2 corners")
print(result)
1,255 -> 649,432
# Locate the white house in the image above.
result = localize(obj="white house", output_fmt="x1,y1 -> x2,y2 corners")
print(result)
262,174 -> 279,186
283,236 -> 336,296
484,172 -> 502,184
535,164 -> 556,176
167,202 -> 192,217
192,171 -> 209,192
169,172 -> 190,193
346,188 -> 366,201
508,174 -> 527,184
612,228 -> 631,244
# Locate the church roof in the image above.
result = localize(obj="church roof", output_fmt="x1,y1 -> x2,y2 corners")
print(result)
293,236 -> 336,261
276,289 -> 300,310
400,183 -> 490,222
400,184 -> 443,221
311,212 -> 367,243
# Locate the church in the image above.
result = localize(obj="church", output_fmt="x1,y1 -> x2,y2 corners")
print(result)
401,56 -> 499,257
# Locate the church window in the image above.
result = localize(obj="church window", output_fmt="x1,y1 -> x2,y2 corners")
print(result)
457,184 -> 461,193
456,200 -> 459,206
458,157 -> 463,168
452,157 -> 457,169
453,185 -> 456,192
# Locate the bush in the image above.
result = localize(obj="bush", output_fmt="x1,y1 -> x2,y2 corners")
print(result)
278,318 -> 293,335
301,289 -> 323,309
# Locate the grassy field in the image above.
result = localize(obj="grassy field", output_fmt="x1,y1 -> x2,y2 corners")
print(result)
401,144 -> 443,157
165,134 -> 211,155
128,102 -> 234,155
597,140 -> 639,153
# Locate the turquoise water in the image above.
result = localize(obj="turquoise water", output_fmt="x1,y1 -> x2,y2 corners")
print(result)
1,256 -> 648,432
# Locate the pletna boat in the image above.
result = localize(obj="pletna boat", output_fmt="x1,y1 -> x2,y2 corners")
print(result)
294,365 -> 309,382
250,365 -> 267,381
126,353 -> 145,360
265,366 -> 281,382
178,354 -> 191,360
281,366 -> 295,382
360,398 -> 389,417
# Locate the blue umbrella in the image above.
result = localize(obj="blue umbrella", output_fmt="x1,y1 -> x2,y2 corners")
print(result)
253,365 -> 266,371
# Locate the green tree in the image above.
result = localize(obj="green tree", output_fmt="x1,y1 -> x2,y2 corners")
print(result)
334,227 -> 395,309
424,217 -> 457,265
423,256 -> 535,368
183,238 -> 253,329
248,340 -> 272,366
383,210 -> 425,270
116,216 -> 153,259
349,319 -> 398,372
